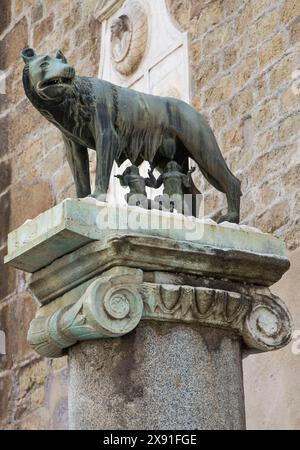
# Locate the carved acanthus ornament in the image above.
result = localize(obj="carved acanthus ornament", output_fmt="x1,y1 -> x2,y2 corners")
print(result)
28,267 -> 292,358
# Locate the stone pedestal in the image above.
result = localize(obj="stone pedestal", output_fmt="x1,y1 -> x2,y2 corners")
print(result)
5,199 -> 293,430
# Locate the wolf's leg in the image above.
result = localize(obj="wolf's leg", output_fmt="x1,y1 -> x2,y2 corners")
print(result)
93,130 -> 115,200
62,135 -> 91,197
218,175 -> 241,224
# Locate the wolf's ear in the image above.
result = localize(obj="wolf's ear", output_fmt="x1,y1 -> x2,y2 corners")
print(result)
56,50 -> 68,63
21,47 -> 36,64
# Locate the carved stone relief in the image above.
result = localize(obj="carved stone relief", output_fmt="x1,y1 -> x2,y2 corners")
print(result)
110,1 -> 148,76
28,266 -> 292,358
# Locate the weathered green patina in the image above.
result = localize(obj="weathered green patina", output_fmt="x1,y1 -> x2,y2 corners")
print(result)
21,47 -> 242,223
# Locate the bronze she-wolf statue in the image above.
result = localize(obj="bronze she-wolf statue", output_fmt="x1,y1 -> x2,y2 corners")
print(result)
21,47 -> 242,223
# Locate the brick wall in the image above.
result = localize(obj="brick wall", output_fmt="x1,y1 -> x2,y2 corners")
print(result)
167,0 -> 300,250
0,0 -> 299,429
0,0 -> 101,430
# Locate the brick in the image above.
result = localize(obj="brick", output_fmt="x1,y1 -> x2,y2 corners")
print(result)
255,128 -> 276,154
222,126 -> 244,152
14,137 -> 44,180
223,42 -> 241,70
0,160 -> 11,193
74,25 -> 85,47
281,0 -> 300,24
248,10 -> 279,48
224,0 -> 242,16
0,92 -> 9,115
63,3 -> 82,32
211,105 -> 228,130
259,33 -> 285,68
166,0 -> 189,29
33,13 -> 54,47
196,0 -> 224,34
282,163 -> 300,195
56,183 -> 76,203
19,360 -> 48,398
228,146 -> 253,173
204,76 -> 233,107
31,385 -> 45,408
237,53 -> 257,88
87,17 -> 102,77
31,1 -> 43,23
0,375 -> 12,424
203,191 -> 223,216
190,39 -> 202,67
0,116 -> 8,158
10,179 -> 54,229
280,86 -> 299,113
289,16 -> 300,44
284,219 -> 300,250
196,56 -> 219,88
190,0 -> 204,19
279,112 -> 300,141
53,163 -> 73,193
14,0 -> 24,17
254,74 -> 268,99
191,93 -> 201,112
236,2 -> 254,35
259,180 -> 281,207
255,201 -> 290,233
0,247 -> 16,301
203,21 -> 233,55
253,98 -> 278,131
6,61 -> 24,105
251,0 -> 274,17
295,191 -> 300,216
44,129 -> 62,153
240,192 -> 256,221
0,192 -> 10,247
40,146 -> 66,179
58,0 -> 77,17
230,89 -> 253,118
14,295 -> 37,362
10,79 -> 25,106
9,101 -> 47,149
17,409 -> 51,430
0,0 -> 12,35
269,54 -> 294,90
0,294 -> 36,372
0,301 -> 14,370
51,356 -> 68,372
247,144 -> 295,186
0,17 -> 28,70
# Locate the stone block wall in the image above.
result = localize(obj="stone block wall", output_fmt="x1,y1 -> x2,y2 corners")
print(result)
168,0 -> 300,249
0,0 -> 299,429
0,0 -> 101,429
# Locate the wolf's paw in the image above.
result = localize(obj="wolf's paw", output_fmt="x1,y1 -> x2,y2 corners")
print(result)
89,191 -> 107,202
218,212 -> 240,224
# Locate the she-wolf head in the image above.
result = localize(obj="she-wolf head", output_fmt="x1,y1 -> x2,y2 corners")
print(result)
21,47 -> 75,100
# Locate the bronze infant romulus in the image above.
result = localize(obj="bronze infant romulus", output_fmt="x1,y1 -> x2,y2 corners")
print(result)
21,47 -> 242,223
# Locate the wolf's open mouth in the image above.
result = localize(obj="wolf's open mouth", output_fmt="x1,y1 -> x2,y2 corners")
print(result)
38,77 -> 73,89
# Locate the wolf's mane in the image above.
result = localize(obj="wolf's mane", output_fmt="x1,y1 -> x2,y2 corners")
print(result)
22,66 -> 95,136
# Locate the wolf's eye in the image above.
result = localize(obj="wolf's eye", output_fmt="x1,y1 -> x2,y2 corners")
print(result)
40,62 -> 49,69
